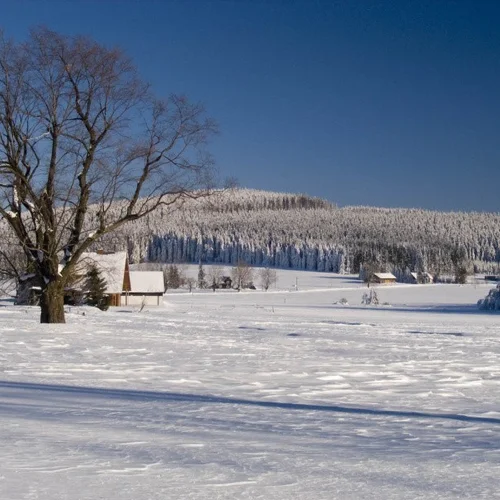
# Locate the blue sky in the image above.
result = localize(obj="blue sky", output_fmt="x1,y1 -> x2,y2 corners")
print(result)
2,0 -> 499,211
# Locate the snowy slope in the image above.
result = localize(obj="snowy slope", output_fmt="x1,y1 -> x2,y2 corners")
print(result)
1,273 -> 499,499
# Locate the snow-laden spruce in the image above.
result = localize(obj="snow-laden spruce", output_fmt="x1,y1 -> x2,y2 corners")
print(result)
478,284 -> 500,311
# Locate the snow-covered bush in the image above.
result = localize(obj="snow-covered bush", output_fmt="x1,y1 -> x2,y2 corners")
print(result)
362,289 -> 379,305
477,284 -> 500,311
334,297 -> 349,305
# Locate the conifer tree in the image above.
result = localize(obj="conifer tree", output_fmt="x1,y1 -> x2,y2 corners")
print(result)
85,266 -> 109,311
197,263 -> 206,289
164,264 -> 183,290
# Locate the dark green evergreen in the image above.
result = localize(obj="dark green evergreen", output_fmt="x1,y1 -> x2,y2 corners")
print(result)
164,264 -> 182,290
197,263 -> 206,289
85,266 -> 109,311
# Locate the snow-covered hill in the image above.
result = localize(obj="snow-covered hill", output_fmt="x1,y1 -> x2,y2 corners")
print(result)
2,188 -> 500,279
97,189 -> 500,275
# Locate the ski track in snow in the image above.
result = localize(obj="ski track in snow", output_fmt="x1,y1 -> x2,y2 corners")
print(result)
0,278 -> 500,499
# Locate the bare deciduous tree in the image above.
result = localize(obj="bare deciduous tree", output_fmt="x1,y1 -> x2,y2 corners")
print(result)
258,267 -> 277,291
185,276 -> 195,292
231,260 -> 253,290
0,28 -> 217,323
359,261 -> 379,286
206,265 -> 225,290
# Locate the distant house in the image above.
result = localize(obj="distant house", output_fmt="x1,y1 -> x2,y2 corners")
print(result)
410,272 -> 434,284
372,272 -> 397,284
209,276 -> 233,290
220,276 -> 232,289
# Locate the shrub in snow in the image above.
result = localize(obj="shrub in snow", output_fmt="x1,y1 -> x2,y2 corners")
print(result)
477,284 -> 500,311
333,297 -> 349,305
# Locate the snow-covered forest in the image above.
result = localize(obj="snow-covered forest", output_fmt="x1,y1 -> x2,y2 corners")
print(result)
1,188 -> 499,278
91,189 -> 500,277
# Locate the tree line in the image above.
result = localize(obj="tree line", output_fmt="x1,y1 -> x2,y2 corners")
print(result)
3,188 -> 499,289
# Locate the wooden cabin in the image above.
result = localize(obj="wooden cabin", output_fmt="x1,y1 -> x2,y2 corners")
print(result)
372,272 -> 397,284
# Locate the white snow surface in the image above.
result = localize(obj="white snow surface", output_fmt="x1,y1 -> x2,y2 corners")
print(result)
1,271 -> 500,499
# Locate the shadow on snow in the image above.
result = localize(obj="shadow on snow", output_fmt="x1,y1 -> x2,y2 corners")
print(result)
1,380 -> 499,426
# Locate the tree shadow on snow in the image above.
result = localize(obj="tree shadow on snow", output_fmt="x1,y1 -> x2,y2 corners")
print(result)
1,380 -> 499,426
335,304 -> 486,315
407,330 -> 464,337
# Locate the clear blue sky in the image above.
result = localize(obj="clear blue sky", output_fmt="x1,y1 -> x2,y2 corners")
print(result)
2,0 -> 499,211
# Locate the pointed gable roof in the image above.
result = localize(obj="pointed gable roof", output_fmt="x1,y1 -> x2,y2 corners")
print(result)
78,251 -> 128,294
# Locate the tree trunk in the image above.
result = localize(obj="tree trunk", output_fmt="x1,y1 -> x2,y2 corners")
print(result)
40,280 -> 66,324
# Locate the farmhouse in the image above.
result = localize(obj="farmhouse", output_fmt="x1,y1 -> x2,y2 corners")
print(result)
220,276 -> 233,289
76,251 -> 130,306
77,251 -> 164,306
372,272 -> 397,284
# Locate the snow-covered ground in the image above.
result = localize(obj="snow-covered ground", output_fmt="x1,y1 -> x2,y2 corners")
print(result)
1,271 -> 499,499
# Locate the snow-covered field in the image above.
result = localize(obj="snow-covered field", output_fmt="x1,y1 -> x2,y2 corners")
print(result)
1,271 -> 499,499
